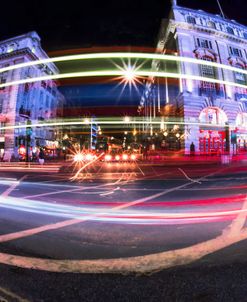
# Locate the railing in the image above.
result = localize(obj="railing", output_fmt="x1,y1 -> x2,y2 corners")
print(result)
199,87 -> 224,98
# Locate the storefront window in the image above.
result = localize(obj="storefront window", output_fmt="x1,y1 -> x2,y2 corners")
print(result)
236,113 -> 247,127
199,107 -> 228,125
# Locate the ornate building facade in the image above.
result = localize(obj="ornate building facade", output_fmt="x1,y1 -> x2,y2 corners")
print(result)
140,1 -> 247,154
0,31 -> 64,161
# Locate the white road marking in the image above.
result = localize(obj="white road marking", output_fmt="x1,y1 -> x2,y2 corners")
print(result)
178,168 -> 202,184
1,175 -> 27,197
0,286 -> 30,302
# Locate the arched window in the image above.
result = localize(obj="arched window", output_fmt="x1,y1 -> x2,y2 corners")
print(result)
199,107 -> 228,125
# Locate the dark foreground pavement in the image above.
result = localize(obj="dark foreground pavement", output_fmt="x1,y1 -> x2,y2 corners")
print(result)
1,257 -> 247,302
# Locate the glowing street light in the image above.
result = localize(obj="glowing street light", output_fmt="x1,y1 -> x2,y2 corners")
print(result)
124,66 -> 136,82
124,116 -> 130,123
84,118 -> 90,124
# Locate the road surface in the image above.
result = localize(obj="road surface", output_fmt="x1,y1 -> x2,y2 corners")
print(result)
0,159 -> 247,301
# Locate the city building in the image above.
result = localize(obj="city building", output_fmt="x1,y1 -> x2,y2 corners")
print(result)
140,0 -> 247,154
0,31 -> 65,161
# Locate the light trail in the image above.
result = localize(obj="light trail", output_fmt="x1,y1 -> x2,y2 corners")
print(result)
0,194 -> 245,225
0,52 -> 246,76
0,69 -> 246,90
0,118 -> 238,131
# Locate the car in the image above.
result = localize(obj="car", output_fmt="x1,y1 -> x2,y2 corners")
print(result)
103,151 -> 137,162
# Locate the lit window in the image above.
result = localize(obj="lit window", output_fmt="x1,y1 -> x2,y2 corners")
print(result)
236,113 -> 247,127
199,107 -> 227,125
7,45 -> 14,53
208,21 -> 216,29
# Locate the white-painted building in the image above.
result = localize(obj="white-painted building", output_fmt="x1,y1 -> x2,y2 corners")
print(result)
0,31 -> 65,161
140,1 -> 247,154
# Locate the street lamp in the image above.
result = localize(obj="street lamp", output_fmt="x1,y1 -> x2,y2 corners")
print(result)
84,118 -> 90,124
124,116 -> 130,123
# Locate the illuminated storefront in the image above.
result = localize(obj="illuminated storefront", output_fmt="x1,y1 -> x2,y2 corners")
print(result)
198,107 -> 228,154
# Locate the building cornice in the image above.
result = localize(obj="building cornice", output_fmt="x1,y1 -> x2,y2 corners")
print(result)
173,5 -> 246,30
164,20 -> 247,46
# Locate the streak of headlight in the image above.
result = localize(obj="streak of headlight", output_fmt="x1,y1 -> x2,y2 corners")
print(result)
0,196 -> 246,225
0,119 -> 238,131
71,152 -> 104,180
0,52 -> 246,76
0,70 -> 246,90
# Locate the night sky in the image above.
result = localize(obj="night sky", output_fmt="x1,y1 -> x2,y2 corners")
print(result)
2,0 -> 246,112
1,0 -> 246,52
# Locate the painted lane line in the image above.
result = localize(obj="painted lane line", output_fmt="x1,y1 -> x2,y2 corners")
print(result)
1,175 -> 27,198
0,175 -> 128,243
0,214 -> 247,274
0,218 -> 81,244
0,286 -> 30,302
178,168 -> 201,184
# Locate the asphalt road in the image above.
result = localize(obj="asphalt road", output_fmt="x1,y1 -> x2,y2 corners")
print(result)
0,160 -> 247,301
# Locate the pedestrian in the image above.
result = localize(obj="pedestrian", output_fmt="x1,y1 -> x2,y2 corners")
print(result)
190,142 -> 195,156
39,148 -> 45,165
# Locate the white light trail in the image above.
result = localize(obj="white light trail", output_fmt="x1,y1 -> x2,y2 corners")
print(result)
0,69 -> 246,90
0,52 -> 246,76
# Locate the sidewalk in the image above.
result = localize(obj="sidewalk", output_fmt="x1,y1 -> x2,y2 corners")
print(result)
0,162 -> 61,172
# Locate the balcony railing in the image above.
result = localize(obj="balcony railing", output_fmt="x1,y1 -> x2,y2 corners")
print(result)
199,87 -> 224,98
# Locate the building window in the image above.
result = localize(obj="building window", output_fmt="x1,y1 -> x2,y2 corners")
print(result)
0,122 -> 5,135
46,96 -> 49,108
200,56 -> 217,92
243,32 -> 247,39
229,46 -> 243,58
208,21 -> 216,29
187,16 -> 196,24
197,38 -> 212,49
227,26 -> 234,35
236,113 -> 247,127
0,78 -> 6,91
234,63 -> 246,85
0,99 -> 3,114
